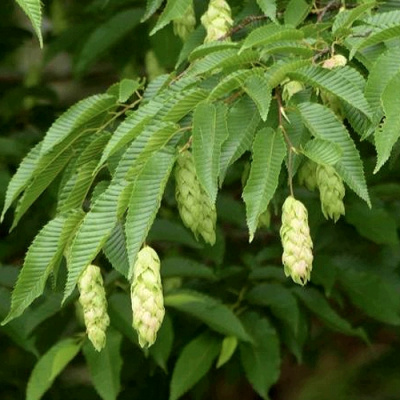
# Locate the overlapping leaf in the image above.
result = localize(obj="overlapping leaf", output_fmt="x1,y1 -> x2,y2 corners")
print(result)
192,102 -> 228,203
125,148 -> 176,278
15,0 -> 43,47
297,102 -> 370,205
243,128 -> 286,241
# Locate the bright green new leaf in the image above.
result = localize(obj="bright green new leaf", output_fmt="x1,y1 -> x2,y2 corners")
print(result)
83,329 -> 123,400
216,336 -> 238,368
26,338 -> 82,400
164,290 -> 252,342
192,102 -> 229,203
169,332 -> 220,400
125,148 -> 176,278
243,128 -> 286,242
118,79 -> 141,103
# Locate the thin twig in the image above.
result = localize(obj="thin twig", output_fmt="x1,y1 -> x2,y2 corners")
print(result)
317,0 -> 339,22
220,15 -> 269,40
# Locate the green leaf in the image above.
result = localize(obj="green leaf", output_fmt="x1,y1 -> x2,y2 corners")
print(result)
337,266 -> 400,325
192,102 -> 229,203
148,314 -> 174,372
332,1 -> 376,36
302,138 -> 343,166
296,102 -> 370,206
75,9 -> 143,74
118,79 -> 141,103
216,336 -> 238,368
246,283 -> 300,337
103,222 -> 130,278
288,66 -> 373,119
350,23 -> 400,59
240,25 -> 304,52
64,181 -> 133,301
40,94 -> 116,156
142,0 -> 164,21
189,42 -> 240,62
189,49 -> 260,76
256,0 -> 277,22
260,40 -> 314,57
284,0 -> 311,27
239,312 -> 280,400
345,201 -> 399,245
26,338 -> 82,400
243,128 -> 286,242
1,142 -> 42,221
161,257 -> 217,280
151,0 -> 190,35
219,96 -> 260,183
12,148 -> 74,229
2,211 -> 83,325
163,88 -> 208,122
164,290 -> 252,342
208,68 -> 265,100
266,59 -> 310,88
170,331 -> 220,400
242,75 -> 272,121
97,98 -> 164,169
365,47 -> 400,125
374,71 -> 400,172
15,0 -> 43,47
125,148 -> 176,278
293,287 -> 367,340
83,329 -> 123,400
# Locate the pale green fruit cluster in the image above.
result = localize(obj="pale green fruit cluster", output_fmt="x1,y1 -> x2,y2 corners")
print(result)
280,196 -> 313,285
322,54 -> 347,69
175,150 -> 217,245
173,3 -> 196,40
201,0 -> 233,42
78,264 -> 110,351
297,160 -> 318,191
316,164 -> 345,222
131,246 -> 165,348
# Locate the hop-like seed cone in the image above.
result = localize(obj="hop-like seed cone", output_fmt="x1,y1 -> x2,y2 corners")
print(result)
131,246 -> 165,348
175,150 -> 217,245
280,196 -> 313,285
316,165 -> 345,222
173,3 -> 196,40
322,54 -> 347,69
201,0 -> 233,42
298,160 -> 317,191
78,264 -> 110,351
